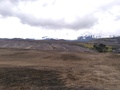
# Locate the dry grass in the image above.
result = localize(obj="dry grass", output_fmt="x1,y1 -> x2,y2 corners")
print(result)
0,48 -> 120,90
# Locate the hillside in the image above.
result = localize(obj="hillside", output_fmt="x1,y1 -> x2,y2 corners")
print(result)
0,38 -> 93,52
0,38 -> 120,90
90,36 -> 120,53
0,37 -> 120,53
91,36 -> 120,45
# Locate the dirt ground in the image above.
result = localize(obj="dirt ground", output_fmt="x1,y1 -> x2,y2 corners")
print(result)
0,48 -> 120,90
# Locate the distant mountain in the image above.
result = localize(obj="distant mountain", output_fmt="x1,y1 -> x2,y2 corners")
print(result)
76,34 -> 120,42
77,35 -> 97,42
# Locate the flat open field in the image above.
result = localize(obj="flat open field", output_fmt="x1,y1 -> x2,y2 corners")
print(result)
0,48 -> 120,90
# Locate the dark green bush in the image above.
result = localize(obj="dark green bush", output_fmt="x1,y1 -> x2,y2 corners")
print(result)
93,43 -> 108,53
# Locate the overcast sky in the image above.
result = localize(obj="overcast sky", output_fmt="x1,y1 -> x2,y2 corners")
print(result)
0,0 -> 120,40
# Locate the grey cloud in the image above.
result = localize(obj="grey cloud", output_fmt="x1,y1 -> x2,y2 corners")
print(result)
0,6 -> 14,17
0,0 -> 98,30
18,13 -> 98,30
9,0 -> 37,3
0,0 -> 18,16
42,0 -> 57,7
115,15 -> 120,21
68,14 -> 98,30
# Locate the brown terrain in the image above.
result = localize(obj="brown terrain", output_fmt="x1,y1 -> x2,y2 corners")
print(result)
0,39 -> 92,52
0,38 -> 119,90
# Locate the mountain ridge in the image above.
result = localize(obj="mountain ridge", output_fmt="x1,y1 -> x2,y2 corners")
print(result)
0,38 -> 92,52
0,36 -> 119,53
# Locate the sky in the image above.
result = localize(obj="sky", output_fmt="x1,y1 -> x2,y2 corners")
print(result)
0,0 -> 120,40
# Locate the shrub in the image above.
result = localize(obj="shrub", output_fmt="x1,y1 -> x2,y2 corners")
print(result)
93,43 -> 108,53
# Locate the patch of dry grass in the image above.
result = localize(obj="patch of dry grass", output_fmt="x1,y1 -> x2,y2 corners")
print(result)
0,48 -> 120,90
60,54 -> 83,61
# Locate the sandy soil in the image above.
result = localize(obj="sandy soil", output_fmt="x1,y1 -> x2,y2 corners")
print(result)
0,48 -> 120,90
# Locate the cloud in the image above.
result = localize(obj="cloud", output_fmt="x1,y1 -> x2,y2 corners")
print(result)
68,14 -> 98,30
115,16 -> 120,21
0,1 -> 14,16
0,0 -> 98,30
98,0 -> 120,12
0,0 -> 120,34
17,13 -> 97,30
96,0 -> 120,22
0,0 -> 120,39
